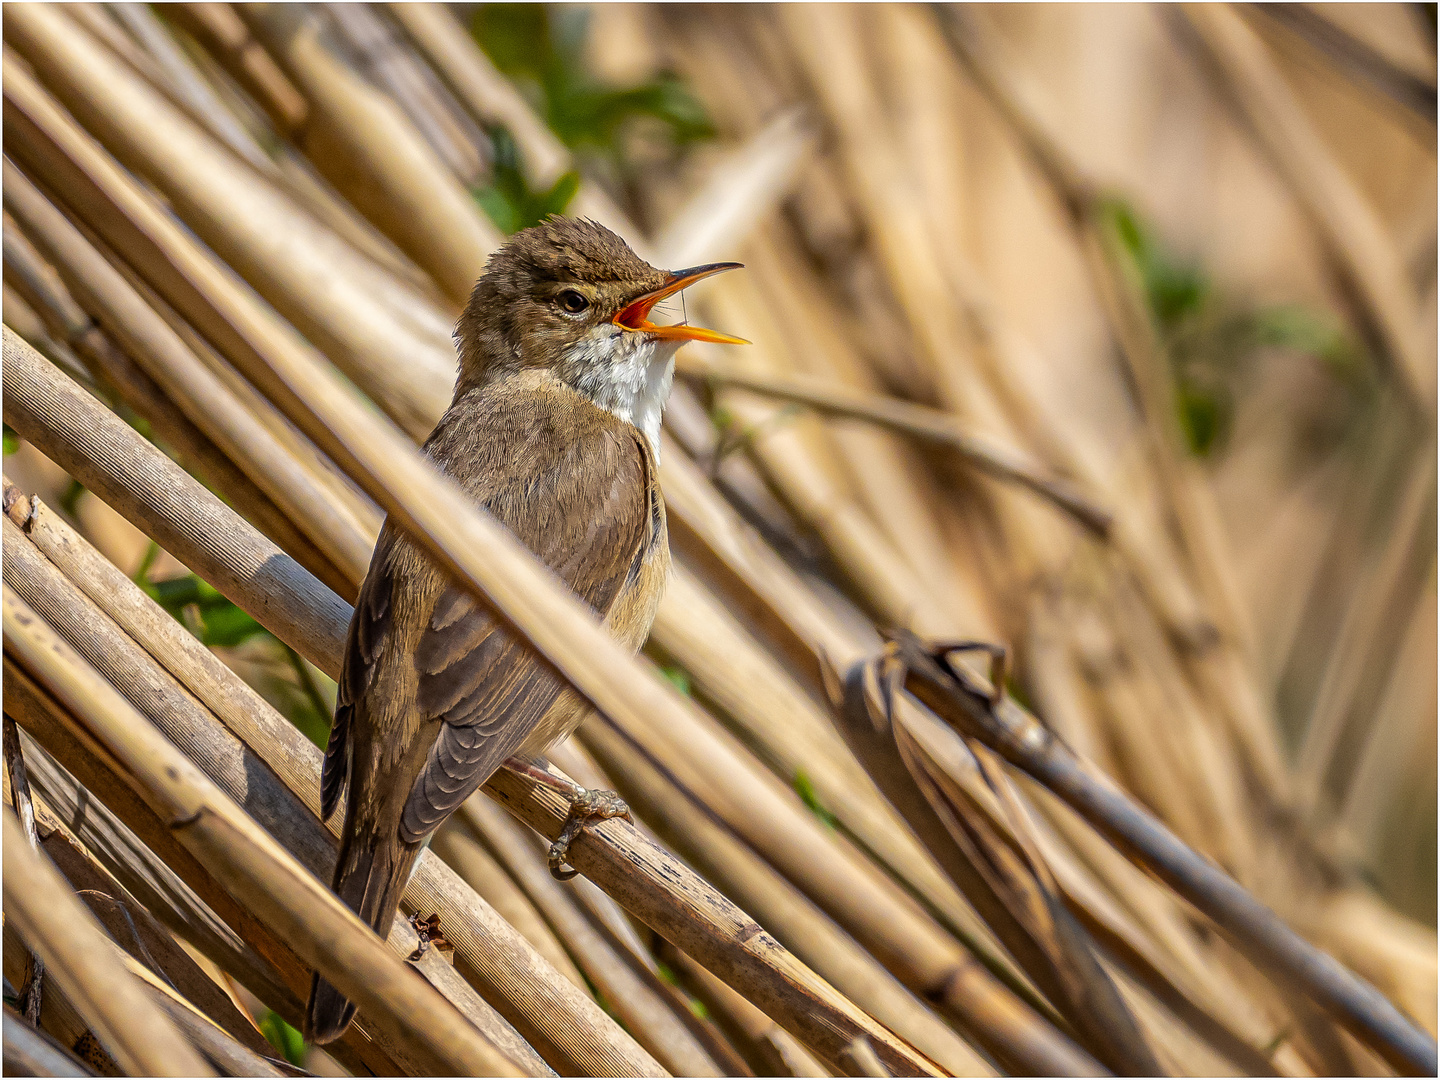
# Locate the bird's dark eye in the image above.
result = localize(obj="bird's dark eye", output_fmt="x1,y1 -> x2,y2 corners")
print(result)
556,290 -> 589,314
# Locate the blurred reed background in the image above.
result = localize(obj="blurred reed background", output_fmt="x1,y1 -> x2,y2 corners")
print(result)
0,3 -> 1434,1077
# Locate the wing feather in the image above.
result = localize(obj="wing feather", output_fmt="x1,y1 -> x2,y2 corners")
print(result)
320,539 -> 394,821
396,419 -> 652,842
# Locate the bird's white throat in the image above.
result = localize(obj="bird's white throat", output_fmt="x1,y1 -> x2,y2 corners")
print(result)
560,325 -> 681,458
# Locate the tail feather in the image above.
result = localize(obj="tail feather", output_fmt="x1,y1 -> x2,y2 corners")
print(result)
305,833 -> 419,1044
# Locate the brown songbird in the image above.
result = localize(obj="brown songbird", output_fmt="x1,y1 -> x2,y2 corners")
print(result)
306,218 -> 745,1043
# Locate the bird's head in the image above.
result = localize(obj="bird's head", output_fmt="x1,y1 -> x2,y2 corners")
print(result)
455,218 -> 745,421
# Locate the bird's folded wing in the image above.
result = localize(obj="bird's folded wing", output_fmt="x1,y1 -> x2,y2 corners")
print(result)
390,421 -> 653,842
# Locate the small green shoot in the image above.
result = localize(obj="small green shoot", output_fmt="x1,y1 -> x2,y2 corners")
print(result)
472,128 -> 581,234
1103,198 -> 1370,457
471,6 -> 713,157
659,665 -> 692,696
793,770 -> 838,830
257,1009 -> 307,1067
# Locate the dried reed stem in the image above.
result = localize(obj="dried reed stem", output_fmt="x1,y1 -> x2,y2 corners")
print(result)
2,806 -> 216,1077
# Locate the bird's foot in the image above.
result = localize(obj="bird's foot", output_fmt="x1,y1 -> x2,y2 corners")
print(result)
548,787 -> 632,881
499,756 -> 634,881
406,912 -> 452,962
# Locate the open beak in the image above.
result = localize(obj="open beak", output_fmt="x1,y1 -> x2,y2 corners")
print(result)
613,262 -> 750,345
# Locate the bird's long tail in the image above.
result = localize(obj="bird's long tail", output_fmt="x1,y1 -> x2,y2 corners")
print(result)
305,830 -> 420,1044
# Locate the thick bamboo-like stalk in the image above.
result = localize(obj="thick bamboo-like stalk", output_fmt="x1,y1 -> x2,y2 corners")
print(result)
1175,2 -> 1434,410
885,634 -> 1438,1077
2,808 -> 216,1077
675,351 -> 1113,536
1,1008 -> 96,1077
661,943 -> 831,1078
237,2 -> 503,306
3,585 -> 528,1078
2,208 -> 352,596
461,796 -> 728,1078
3,328 -> 352,675
3,9 -> 458,438
4,660 -> 402,1078
2,159 -> 375,588
0,917 -> 119,1074
898,696 -> 1161,1075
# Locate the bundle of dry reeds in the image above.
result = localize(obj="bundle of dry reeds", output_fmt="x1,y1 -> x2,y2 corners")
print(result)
2,4 -> 1434,1077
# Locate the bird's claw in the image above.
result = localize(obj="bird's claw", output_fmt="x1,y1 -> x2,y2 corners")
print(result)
548,787 -> 632,881
407,912 -> 452,962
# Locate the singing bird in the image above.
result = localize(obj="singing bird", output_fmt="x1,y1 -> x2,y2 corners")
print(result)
306,218 -> 746,1043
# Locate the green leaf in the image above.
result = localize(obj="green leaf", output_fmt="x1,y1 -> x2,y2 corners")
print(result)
3,424 -> 17,456
142,573 -> 267,647
257,1009 -> 307,1067
1176,385 -> 1224,458
195,601 -> 267,648
471,4 -> 713,160
792,770 -> 838,830
59,479 -> 85,517
659,665 -> 692,696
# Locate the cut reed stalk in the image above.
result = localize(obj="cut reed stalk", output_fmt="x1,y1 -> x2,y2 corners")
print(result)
236,2 -> 503,306
2,159 -> 376,588
2,807 -> 216,1077
675,352 -> 1113,536
886,633 -> 1439,1076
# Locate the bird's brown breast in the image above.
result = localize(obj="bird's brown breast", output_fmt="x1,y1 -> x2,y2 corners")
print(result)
327,368 -> 667,846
